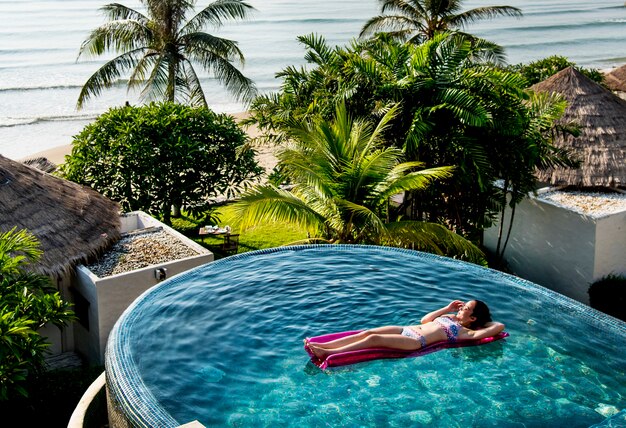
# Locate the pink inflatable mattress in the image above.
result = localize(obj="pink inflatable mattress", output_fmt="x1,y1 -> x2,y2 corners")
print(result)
305,329 -> 509,369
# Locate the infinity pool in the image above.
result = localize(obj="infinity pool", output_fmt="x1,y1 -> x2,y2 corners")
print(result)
106,245 -> 626,427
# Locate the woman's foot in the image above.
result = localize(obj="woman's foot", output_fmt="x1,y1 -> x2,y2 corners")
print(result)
308,343 -> 329,360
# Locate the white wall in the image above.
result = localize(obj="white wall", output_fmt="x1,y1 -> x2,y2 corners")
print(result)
595,211 -> 626,280
73,211 -> 213,363
484,194 -> 626,305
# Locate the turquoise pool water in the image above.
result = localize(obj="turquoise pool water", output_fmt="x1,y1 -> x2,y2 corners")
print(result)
106,246 -> 626,427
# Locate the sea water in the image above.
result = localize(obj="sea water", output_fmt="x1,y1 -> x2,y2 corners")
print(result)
0,0 -> 625,159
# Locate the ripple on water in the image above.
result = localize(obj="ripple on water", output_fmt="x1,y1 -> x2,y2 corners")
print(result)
110,246 -> 626,427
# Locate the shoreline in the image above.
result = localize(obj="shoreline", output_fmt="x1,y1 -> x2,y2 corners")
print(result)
19,111 -> 279,174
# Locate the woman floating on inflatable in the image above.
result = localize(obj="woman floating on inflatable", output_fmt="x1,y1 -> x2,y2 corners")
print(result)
305,300 -> 506,368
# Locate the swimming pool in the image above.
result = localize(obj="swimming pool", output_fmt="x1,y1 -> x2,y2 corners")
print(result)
106,245 -> 626,427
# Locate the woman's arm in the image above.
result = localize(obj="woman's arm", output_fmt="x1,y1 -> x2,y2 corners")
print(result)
421,300 -> 463,324
465,322 -> 505,340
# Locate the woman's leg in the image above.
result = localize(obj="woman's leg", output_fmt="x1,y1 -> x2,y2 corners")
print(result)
308,333 -> 422,360
306,326 -> 403,349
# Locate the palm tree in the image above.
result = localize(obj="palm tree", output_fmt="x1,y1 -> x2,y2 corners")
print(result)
492,91 -> 580,260
77,0 -> 256,109
233,103 -> 485,263
360,0 -> 522,43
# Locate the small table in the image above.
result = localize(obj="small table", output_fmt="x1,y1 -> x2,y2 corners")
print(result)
199,227 -> 228,236
198,227 -> 230,243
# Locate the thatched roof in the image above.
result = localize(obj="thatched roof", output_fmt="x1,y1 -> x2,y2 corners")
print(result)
605,64 -> 626,92
22,157 -> 57,173
0,154 -> 121,277
531,67 -> 626,187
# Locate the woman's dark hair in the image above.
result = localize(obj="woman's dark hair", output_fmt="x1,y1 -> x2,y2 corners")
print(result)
470,300 -> 492,329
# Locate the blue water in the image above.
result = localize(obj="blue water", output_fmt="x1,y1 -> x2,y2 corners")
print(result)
0,0 -> 625,159
107,246 -> 626,427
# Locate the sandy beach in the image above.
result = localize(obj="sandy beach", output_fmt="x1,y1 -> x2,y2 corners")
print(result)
20,111 -> 279,175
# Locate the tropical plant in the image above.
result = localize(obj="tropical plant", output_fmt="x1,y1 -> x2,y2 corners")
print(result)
508,55 -> 604,86
360,0 -> 522,43
61,102 -> 263,224
77,0 -> 256,108
247,32 -> 579,241
234,103 -> 485,263
0,228 -> 75,400
488,91 -> 580,260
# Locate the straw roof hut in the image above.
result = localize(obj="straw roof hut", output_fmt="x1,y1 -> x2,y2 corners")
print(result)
531,67 -> 626,188
0,154 -> 121,277
604,64 -> 626,93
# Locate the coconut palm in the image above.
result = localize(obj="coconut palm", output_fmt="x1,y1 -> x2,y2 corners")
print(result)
360,0 -> 522,43
77,0 -> 256,109
233,103 -> 485,263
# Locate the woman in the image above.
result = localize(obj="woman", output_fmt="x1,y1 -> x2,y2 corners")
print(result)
305,300 -> 504,360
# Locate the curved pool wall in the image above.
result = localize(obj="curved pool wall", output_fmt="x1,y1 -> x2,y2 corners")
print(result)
106,245 -> 626,428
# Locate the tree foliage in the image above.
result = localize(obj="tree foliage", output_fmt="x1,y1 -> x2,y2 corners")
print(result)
360,0 -> 521,43
0,228 -> 75,400
508,55 -> 604,86
77,0 -> 257,108
61,102 -> 263,224
235,103 -> 486,263
246,32 -> 578,241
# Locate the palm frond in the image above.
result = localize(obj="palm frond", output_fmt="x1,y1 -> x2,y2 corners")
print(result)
297,34 -> 335,66
76,48 -> 147,108
384,220 -> 485,263
138,53 -> 171,102
232,185 -> 326,231
100,3 -> 149,22
179,59 -> 208,107
181,0 -> 255,35
0,228 -> 42,273
450,6 -> 522,28
360,15 -> 422,41
335,198 -> 388,242
184,38 -> 257,102
77,20 -> 151,59
376,165 -> 455,202
182,31 -> 245,63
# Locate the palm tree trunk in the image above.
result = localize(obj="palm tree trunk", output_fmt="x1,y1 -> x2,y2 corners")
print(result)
500,196 -> 518,258
495,179 -> 509,259
167,58 -> 177,102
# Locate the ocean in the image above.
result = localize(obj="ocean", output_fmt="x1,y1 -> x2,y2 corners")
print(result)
1,0 -> 625,160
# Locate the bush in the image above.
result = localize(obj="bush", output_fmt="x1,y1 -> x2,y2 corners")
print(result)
588,274 -> 626,321
61,102 -> 263,224
0,228 -> 75,400
509,55 -> 605,86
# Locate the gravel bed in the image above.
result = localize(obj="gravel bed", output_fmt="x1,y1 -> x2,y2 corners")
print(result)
87,228 -> 200,277
537,189 -> 626,217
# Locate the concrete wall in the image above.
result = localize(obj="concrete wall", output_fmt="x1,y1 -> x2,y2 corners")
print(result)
484,194 -> 626,305
73,211 -> 213,363
594,210 -> 626,280
40,274 -> 75,356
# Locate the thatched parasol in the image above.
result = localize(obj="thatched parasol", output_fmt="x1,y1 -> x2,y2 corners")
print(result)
0,154 -> 121,277
531,67 -> 626,188
604,64 -> 626,93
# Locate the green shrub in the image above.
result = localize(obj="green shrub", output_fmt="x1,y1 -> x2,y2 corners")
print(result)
0,228 -> 75,400
588,274 -> 626,321
508,55 -> 604,86
61,102 -> 263,224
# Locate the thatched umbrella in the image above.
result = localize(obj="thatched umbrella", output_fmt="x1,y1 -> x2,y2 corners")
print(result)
604,64 -> 626,93
0,154 -> 121,277
531,67 -> 626,188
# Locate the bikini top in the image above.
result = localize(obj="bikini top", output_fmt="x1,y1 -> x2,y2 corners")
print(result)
434,316 -> 462,342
